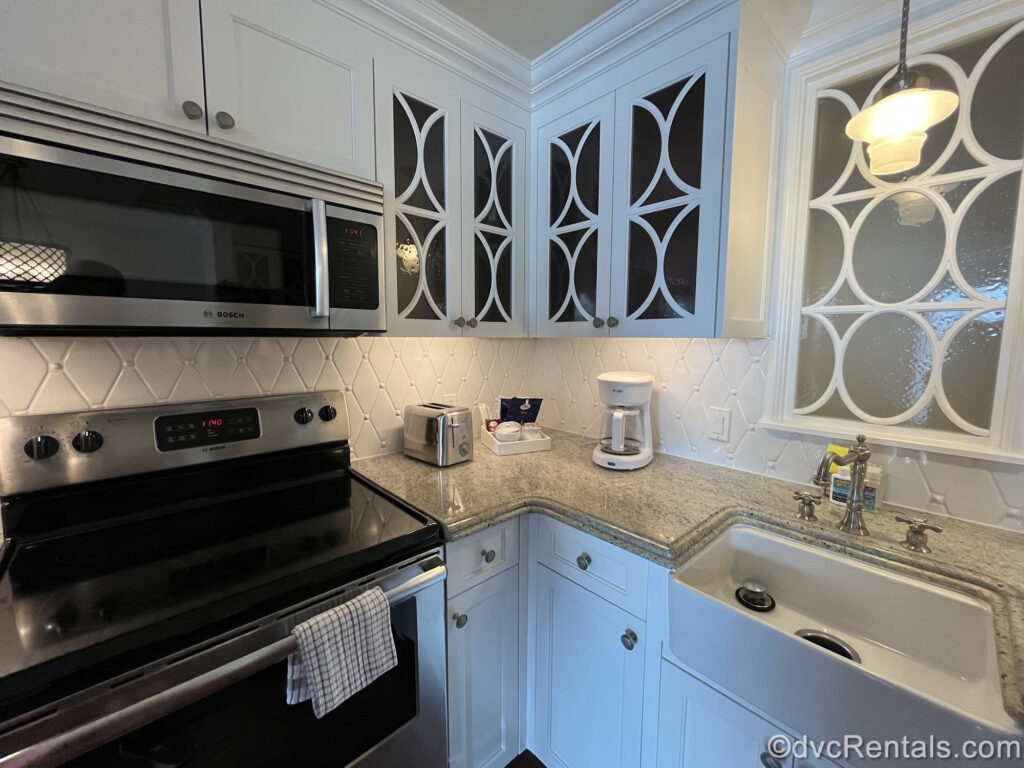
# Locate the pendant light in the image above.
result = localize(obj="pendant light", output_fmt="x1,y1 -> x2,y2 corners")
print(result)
845,0 -> 958,176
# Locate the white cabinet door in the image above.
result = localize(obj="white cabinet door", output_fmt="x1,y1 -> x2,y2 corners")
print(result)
609,36 -> 730,338
200,0 -> 376,177
656,659 -> 793,768
448,566 -> 520,768
535,95 -> 616,338
532,565 -> 644,768
460,103 -> 527,338
376,56 -> 464,337
0,0 -> 205,133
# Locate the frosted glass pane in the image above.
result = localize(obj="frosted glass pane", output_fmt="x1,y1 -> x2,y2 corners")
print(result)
942,311 -> 1004,430
843,314 -> 932,418
852,193 -> 944,302
803,209 -> 844,304
971,28 -> 1024,160
796,316 -> 835,408
810,96 -> 853,198
957,173 -> 1020,300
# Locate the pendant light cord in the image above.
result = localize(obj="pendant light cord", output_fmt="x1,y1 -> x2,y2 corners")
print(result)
897,0 -> 910,84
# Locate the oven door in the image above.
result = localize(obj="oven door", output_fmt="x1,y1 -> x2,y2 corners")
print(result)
0,552 -> 447,768
0,136 -> 384,335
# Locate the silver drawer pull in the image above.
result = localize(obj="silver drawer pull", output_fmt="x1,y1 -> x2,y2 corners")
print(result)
481,548 -> 496,563
215,110 -> 236,130
452,612 -> 468,629
620,629 -> 638,651
576,552 -> 592,571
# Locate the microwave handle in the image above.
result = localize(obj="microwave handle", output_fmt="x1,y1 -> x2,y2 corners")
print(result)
310,199 -> 330,318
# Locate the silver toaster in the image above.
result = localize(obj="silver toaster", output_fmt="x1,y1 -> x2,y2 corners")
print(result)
403,403 -> 474,466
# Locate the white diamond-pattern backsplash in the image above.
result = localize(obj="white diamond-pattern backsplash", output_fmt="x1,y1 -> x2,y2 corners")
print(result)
0,335 -> 1020,534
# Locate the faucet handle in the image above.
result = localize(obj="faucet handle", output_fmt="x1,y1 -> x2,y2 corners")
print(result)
792,489 -> 822,521
895,516 -> 943,554
895,516 -> 943,534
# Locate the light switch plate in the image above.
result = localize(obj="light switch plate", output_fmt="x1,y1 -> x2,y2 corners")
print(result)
709,406 -> 731,442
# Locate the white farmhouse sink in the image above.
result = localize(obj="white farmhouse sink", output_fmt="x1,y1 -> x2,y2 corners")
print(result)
668,525 -> 1019,766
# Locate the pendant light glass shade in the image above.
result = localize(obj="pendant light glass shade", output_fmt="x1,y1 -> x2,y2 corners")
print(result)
846,87 -> 958,175
843,0 -> 959,176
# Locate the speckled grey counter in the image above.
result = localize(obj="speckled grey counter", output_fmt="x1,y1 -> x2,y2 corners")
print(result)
352,428 -> 1024,728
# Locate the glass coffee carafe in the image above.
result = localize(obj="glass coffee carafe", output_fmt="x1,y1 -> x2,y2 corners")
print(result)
598,407 -> 646,455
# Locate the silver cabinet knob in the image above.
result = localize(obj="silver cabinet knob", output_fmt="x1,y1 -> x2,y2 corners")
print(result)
576,552 -> 592,571
467,317 -> 479,328
481,548 -> 496,563
760,752 -> 783,768
455,316 -> 466,328
592,317 -> 605,328
215,111 -> 236,130
181,100 -> 204,120
620,629 -> 638,650
607,316 -> 619,328
452,612 -> 468,629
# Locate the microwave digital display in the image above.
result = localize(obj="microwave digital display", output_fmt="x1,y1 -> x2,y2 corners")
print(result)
328,217 -> 379,311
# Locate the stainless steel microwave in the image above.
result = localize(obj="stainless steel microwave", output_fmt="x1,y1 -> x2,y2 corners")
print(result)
0,136 -> 385,334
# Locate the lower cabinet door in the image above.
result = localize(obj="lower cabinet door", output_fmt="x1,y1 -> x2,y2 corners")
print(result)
532,565 -> 645,768
656,659 -> 794,768
447,566 -> 519,768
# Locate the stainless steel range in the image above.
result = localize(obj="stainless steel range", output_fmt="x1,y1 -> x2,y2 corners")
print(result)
0,392 -> 447,768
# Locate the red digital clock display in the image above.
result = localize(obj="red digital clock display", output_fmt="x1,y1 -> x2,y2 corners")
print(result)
203,418 -> 223,427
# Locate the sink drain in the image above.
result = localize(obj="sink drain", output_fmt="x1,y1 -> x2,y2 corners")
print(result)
795,629 -> 861,663
735,582 -> 775,612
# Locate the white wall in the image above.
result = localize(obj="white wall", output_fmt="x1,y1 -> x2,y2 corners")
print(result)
0,334 -> 1021,533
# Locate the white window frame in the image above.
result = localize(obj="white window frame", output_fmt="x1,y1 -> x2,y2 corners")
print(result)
766,1 -> 1024,464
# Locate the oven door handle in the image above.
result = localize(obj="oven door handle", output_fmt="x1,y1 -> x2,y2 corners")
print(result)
0,560 -> 446,768
310,198 -> 330,318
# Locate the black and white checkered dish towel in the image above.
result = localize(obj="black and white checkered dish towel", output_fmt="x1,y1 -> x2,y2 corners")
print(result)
285,586 -> 397,719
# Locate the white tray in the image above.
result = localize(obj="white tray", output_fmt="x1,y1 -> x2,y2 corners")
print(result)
481,427 -> 552,456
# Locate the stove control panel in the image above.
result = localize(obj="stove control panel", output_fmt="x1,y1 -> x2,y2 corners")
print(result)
0,391 -> 348,495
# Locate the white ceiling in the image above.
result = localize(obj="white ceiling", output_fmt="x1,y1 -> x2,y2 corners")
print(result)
432,0 -> 620,59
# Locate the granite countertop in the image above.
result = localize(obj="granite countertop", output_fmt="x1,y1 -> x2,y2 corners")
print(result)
352,428 -> 1024,729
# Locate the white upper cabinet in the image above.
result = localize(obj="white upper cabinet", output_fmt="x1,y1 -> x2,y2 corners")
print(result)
459,104 -> 527,338
376,52 -> 528,337
535,95 -> 615,337
0,0 -> 206,134
199,0 -> 376,178
609,39 -> 730,338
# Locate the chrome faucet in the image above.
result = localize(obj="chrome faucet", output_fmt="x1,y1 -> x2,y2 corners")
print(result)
812,434 -> 872,536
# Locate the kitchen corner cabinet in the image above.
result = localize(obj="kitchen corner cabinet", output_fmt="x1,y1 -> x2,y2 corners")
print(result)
532,564 -> 645,768
0,1 -> 206,135
536,37 -> 729,338
376,57 -> 527,338
199,0 -> 377,179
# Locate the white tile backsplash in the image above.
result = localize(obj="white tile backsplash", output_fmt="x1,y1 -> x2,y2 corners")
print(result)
0,334 -> 1021,534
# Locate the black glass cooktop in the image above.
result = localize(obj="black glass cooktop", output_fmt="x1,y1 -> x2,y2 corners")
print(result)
0,447 -> 441,720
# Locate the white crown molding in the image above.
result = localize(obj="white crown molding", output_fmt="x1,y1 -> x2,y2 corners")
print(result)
321,0 -> 533,109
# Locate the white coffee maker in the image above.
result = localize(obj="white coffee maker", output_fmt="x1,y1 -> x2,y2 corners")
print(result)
593,372 -> 654,470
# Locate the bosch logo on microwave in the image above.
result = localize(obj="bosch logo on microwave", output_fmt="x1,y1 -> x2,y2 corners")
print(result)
202,310 -> 245,319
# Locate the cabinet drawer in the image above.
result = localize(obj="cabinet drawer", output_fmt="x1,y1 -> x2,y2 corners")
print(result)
533,515 -> 648,619
446,519 -> 519,597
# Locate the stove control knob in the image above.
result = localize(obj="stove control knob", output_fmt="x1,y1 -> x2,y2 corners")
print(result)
319,405 -> 337,422
24,435 -> 60,460
294,407 -> 314,425
72,430 -> 104,454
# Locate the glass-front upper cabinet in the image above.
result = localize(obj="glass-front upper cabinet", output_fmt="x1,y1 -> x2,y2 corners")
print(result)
376,53 -> 527,337
459,104 -> 527,338
536,95 -> 616,337
609,39 -> 729,337
535,38 -> 730,337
